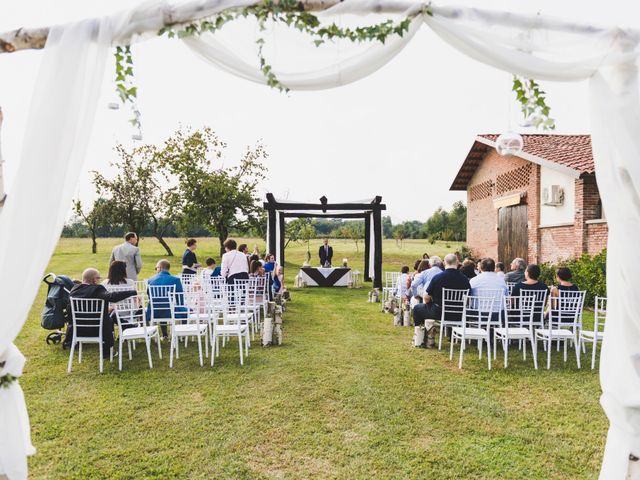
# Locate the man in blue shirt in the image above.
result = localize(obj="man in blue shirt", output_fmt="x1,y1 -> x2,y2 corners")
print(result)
413,254 -> 470,348
470,257 -> 508,314
411,256 -> 444,297
146,259 -> 187,338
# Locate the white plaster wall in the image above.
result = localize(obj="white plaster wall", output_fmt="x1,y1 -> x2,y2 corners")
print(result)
540,166 -> 575,226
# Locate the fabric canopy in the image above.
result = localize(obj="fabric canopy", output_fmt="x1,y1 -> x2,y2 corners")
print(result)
1,1 -> 640,478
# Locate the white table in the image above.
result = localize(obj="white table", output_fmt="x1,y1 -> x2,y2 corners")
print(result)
298,267 -> 352,287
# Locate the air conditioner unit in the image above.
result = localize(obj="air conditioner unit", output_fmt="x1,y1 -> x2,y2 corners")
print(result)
542,185 -> 564,206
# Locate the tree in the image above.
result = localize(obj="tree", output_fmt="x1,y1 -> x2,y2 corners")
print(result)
392,224 -> 406,248
337,221 -> 365,253
73,198 -> 111,254
382,215 -> 393,239
157,127 -> 268,257
93,144 -> 178,256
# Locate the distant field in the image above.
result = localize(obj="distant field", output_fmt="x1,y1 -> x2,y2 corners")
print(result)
15,237 -> 605,479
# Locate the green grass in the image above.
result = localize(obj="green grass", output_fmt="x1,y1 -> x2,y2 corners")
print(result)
16,237 -> 606,479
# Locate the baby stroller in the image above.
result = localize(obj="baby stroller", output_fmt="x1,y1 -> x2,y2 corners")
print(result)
41,273 -> 74,347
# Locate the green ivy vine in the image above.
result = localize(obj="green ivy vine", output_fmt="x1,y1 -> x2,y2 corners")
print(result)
113,1 -> 555,130
512,75 -> 555,130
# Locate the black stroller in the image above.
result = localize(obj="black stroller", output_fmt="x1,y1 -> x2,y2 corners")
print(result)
41,273 -> 74,347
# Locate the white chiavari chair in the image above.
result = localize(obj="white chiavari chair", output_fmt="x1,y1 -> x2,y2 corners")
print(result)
68,298 -> 108,373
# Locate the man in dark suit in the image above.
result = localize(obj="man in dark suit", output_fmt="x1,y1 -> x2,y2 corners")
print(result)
67,268 -> 136,358
318,239 -> 333,267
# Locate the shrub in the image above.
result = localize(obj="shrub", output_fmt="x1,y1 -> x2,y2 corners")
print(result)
458,244 -> 475,261
538,249 -> 607,307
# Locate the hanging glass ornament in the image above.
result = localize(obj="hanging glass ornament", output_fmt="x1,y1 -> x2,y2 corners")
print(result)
496,131 -> 524,156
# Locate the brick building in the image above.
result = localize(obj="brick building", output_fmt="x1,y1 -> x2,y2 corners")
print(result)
450,134 -> 608,264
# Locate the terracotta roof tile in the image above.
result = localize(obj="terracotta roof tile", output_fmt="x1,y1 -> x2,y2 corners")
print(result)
478,133 -> 594,174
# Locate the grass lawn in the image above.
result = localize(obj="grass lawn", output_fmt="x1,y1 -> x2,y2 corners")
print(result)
16,237 -> 606,479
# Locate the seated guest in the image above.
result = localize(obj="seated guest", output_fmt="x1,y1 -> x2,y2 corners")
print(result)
414,256 -> 444,294
396,266 -> 410,301
68,268 -> 136,358
182,238 -> 200,276
263,253 -> 276,274
221,238 -> 250,284
238,243 -> 250,268
422,252 -> 430,260
273,265 -> 284,295
146,259 -> 187,338
204,257 -> 221,277
250,260 -> 265,277
505,257 -> 526,284
470,258 -> 508,314
495,262 -> 506,278
511,264 -> 548,297
249,254 -> 260,265
460,258 -> 477,279
410,260 -> 431,298
550,267 -> 579,297
413,254 -> 471,348
102,260 -> 135,290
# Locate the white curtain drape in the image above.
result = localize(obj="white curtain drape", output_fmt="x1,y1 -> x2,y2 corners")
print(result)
2,1 -> 640,478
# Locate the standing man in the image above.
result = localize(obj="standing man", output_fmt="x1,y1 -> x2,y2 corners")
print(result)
182,238 -> 200,275
109,232 -> 142,281
318,238 -> 333,267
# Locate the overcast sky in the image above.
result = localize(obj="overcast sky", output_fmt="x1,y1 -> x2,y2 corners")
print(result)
1,0 -> 639,222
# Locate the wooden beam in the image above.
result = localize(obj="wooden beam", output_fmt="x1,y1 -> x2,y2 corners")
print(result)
264,202 -> 386,211
282,212 -> 368,219
0,0 -> 415,54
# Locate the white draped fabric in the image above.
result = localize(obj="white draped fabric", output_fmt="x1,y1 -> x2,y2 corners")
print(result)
1,1 -> 640,478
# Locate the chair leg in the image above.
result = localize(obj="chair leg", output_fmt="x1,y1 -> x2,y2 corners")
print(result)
128,340 -> 133,361
563,339 -> 568,363
239,334 -> 244,366
503,338 -> 508,369
547,339 -> 552,369
592,340 -> 598,370
79,342 -> 83,363
146,338 -> 153,369
67,341 -> 76,373
211,334 -> 216,367
458,337 -> 465,369
532,336 -> 539,370
170,337 -> 175,368
205,328 -> 209,359
487,337 -> 492,370
449,334 -> 455,360
574,333 -> 581,369
99,344 -> 103,373
110,346 -> 113,363
478,339 -> 483,359
156,331 -> 162,359
197,334 -> 203,367
119,339 -> 123,371
438,324 -> 444,350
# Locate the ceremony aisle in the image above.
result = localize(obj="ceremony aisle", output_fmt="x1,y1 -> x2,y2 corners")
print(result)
16,238 -> 605,479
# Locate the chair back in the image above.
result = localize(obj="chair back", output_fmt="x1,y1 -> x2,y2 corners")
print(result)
549,290 -> 585,329
104,283 -> 134,293
385,272 -> 400,288
474,288 -> 505,315
148,284 -> 176,322
113,295 -> 147,333
462,295 -> 494,330
69,297 -> 105,340
222,282 -> 249,330
506,282 -> 516,295
594,296 -> 607,335
520,289 -> 548,329
180,274 -> 197,291
440,288 -> 468,324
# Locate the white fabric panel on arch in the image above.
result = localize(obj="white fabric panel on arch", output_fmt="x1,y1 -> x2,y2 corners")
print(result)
369,212 -> 376,281
275,211 -> 282,266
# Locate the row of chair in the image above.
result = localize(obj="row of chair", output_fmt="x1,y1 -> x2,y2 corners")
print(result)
67,274 -> 271,373
436,288 -> 605,370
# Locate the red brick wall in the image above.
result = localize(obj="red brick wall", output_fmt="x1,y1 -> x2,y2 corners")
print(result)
465,150 -> 608,263
466,149 -> 539,262
539,225 -> 575,263
586,221 -> 608,255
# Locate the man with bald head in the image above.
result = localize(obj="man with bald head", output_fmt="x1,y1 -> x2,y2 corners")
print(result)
67,267 -> 136,359
146,259 -> 186,338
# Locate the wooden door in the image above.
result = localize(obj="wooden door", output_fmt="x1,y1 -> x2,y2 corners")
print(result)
498,205 -> 528,263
